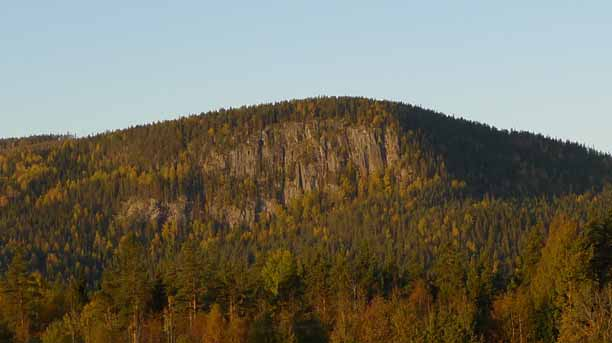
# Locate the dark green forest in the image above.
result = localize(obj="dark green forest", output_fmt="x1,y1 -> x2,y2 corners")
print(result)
0,97 -> 611,342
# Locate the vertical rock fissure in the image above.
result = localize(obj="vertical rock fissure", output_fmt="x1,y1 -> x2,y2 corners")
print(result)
380,129 -> 388,168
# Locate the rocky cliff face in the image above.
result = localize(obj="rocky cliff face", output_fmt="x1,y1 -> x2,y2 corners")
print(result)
102,97 -> 612,227
200,119 -> 402,226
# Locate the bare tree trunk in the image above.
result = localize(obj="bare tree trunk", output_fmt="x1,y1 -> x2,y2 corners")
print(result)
18,295 -> 29,343
189,293 -> 197,331
518,313 -> 524,343
132,304 -> 141,343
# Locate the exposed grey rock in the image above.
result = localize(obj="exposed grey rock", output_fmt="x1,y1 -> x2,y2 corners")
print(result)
199,120 -> 401,226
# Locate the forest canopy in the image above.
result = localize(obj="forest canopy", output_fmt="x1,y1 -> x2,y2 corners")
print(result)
0,97 -> 611,342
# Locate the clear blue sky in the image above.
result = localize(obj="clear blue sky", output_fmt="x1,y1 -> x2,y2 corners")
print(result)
2,1 -> 611,152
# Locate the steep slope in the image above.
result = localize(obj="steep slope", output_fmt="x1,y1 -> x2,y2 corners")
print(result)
84,97 -> 611,226
0,97 -> 611,280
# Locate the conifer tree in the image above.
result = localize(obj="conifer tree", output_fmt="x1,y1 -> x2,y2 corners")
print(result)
171,243 -> 207,331
101,234 -> 151,343
0,251 -> 40,343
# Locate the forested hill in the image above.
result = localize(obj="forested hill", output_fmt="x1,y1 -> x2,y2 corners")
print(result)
0,135 -> 72,152
1,97 -> 612,342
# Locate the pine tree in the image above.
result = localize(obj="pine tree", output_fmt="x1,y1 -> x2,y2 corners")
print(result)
0,251 -> 40,343
102,234 -> 152,343
171,243 -> 207,331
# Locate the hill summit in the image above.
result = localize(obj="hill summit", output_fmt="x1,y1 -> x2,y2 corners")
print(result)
4,97 -> 610,226
1,97 -> 611,342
